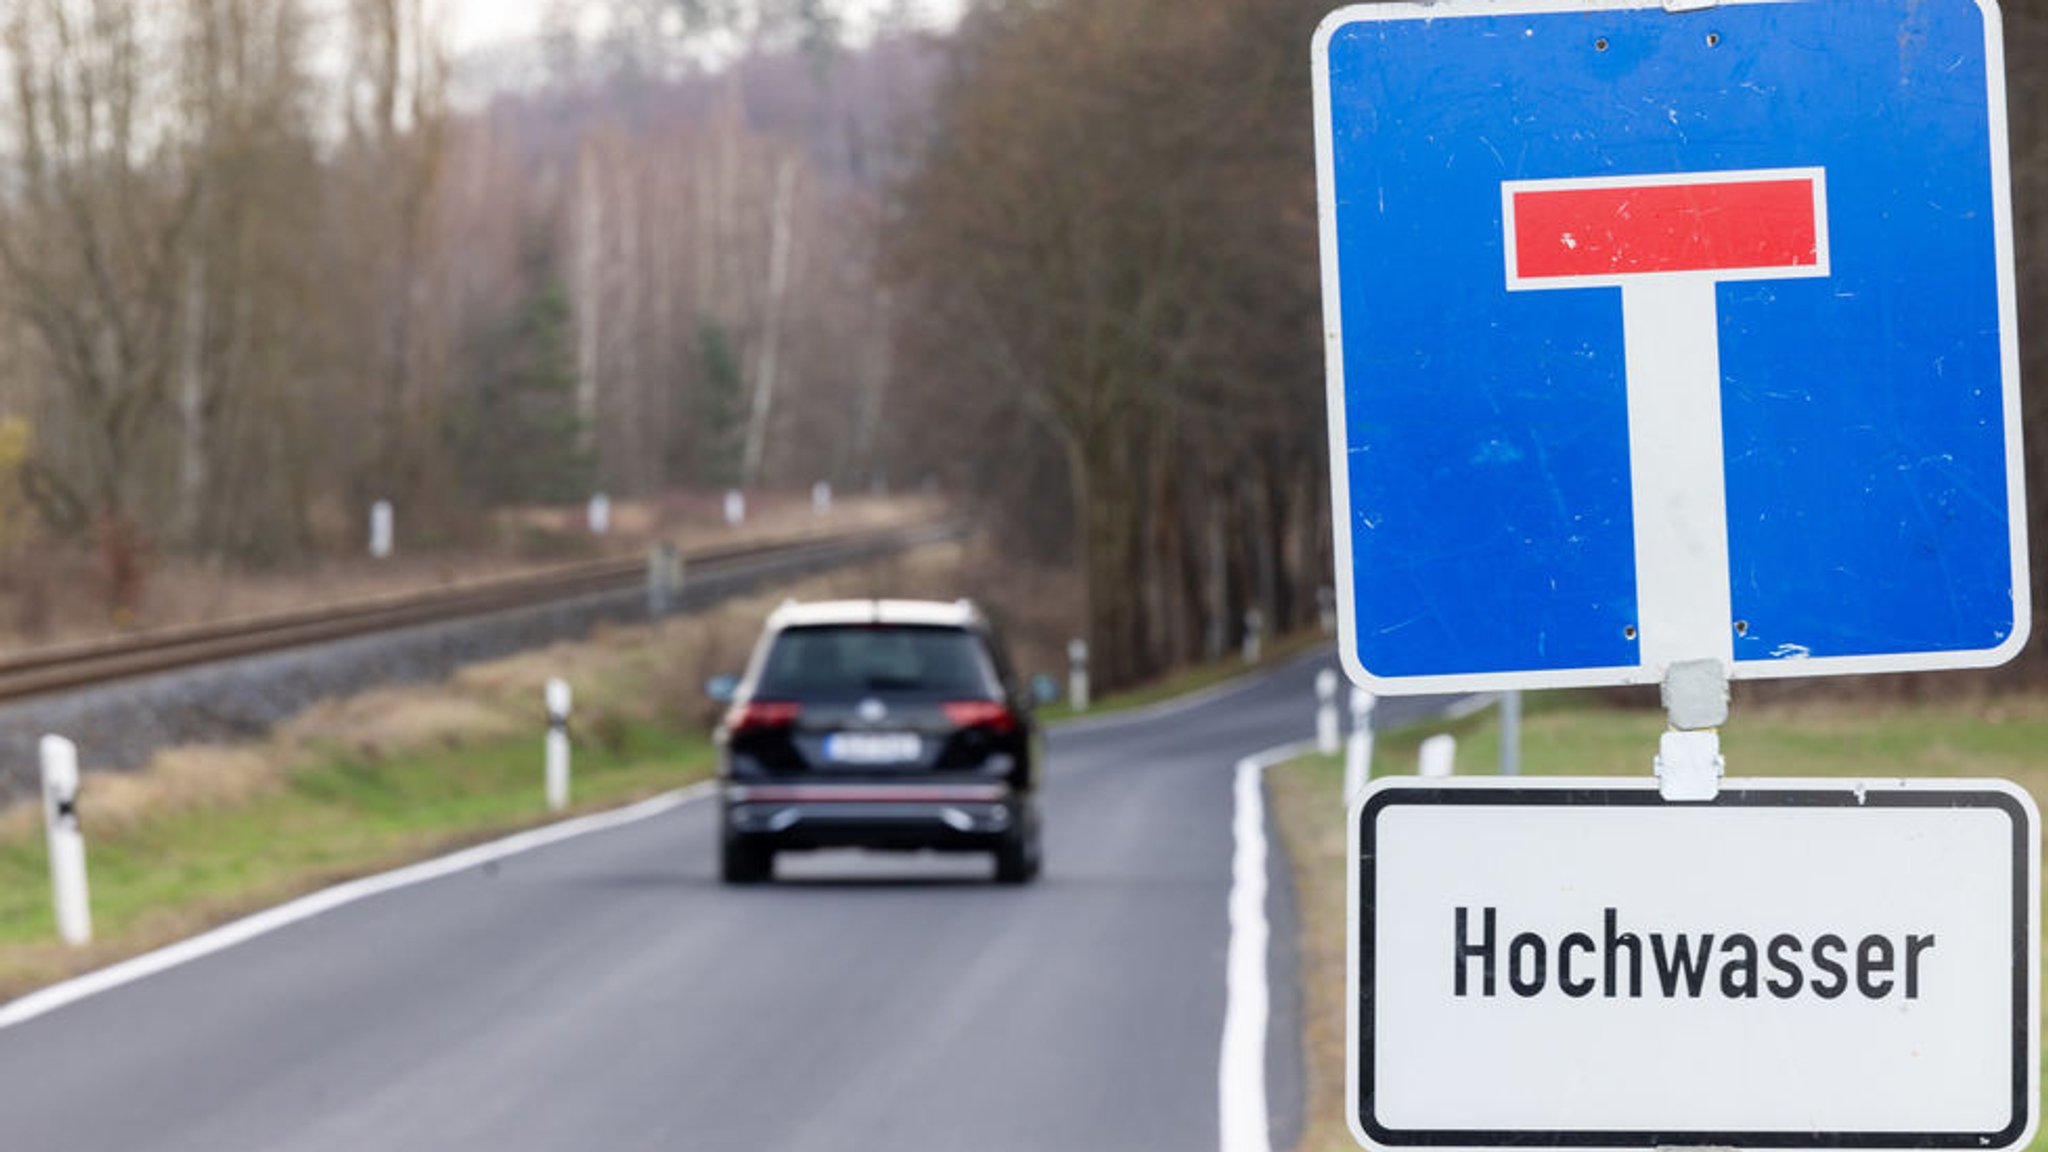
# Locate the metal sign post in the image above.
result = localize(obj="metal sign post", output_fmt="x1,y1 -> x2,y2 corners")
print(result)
1497,691 -> 1521,778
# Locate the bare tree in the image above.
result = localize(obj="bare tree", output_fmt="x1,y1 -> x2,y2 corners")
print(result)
0,0 -> 934,594
323,0 -> 457,524
171,0 -> 324,555
890,0 -> 1331,687
0,0 -> 205,603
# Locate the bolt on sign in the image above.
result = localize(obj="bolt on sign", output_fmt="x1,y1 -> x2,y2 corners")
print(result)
1311,0 -> 2036,1148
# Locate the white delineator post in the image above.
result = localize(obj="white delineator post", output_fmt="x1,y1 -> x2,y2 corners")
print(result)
1242,609 -> 1264,666
1417,734 -> 1457,779
369,500 -> 394,560
545,678 -> 572,812
1344,686 -> 1376,805
723,490 -> 746,527
1503,168 -> 1830,679
812,481 -> 832,515
587,492 -> 611,536
40,735 -> 90,946
1067,639 -> 1090,713
1315,669 -> 1341,755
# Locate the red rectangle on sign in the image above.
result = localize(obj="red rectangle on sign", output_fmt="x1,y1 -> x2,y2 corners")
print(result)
1511,178 -> 1820,280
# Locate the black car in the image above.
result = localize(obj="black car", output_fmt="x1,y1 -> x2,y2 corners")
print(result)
708,598 -> 1046,885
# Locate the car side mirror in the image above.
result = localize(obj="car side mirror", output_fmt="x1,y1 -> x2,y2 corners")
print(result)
705,674 -> 740,703
1029,674 -> 1060,706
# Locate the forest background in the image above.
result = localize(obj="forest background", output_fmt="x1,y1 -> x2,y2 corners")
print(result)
0,0 -> 2041,695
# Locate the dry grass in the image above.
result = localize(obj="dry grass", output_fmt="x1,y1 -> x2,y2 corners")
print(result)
133,537 -> 991,816
0,744 -> 286,845
75,746 -> 284,835
277,692 -> 528,763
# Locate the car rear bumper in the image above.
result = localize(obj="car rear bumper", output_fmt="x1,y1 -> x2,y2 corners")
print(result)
722,782 -> 1021,851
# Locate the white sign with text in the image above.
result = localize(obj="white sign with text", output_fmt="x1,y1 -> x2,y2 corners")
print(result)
1350,778 -> 2038,1151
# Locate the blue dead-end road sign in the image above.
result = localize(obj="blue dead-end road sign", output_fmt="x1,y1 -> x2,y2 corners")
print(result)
1313,0 -> 2027,694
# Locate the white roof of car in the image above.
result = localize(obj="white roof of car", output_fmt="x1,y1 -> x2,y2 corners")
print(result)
768,598 -> 982,629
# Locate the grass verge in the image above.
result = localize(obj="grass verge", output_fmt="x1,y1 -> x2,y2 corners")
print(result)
1267,693 -> 2048,1152
1036,630 -> 1331,725
0,724 -> 710,999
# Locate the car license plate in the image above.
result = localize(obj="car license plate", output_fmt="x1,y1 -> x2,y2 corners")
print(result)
823,732 -> 921,765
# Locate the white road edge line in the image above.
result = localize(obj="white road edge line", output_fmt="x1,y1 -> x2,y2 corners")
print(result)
1222,738 -> 1318,1152
0,781 -> 719,1033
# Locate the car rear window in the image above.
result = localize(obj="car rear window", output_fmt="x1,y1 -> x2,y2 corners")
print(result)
754,625 -> 995,698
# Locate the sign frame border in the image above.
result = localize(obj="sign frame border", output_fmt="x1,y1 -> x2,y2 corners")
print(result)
1345,776 -> 2041,1151
1312,0 -> 2028,696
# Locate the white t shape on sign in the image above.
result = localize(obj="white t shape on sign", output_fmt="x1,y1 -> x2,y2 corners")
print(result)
1502,168 -> 1831,675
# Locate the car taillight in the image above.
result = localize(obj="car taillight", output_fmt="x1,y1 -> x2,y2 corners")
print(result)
943,700 -> 1017,735
728,701 -> 802,732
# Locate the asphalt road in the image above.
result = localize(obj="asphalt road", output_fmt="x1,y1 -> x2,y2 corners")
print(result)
0,652 -> 1466,1152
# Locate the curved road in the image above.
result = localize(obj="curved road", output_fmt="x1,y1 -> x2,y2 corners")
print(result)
0,653 -> 1463,1151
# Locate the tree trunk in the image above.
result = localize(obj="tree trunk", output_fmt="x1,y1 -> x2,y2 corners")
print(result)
176,235 -> 209,550
574,148 -> 605,463
742,152 -> 799,489
1204,494 -> 1227,660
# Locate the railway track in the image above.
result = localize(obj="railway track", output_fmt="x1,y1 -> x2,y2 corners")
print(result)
0,521 -> 958,703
